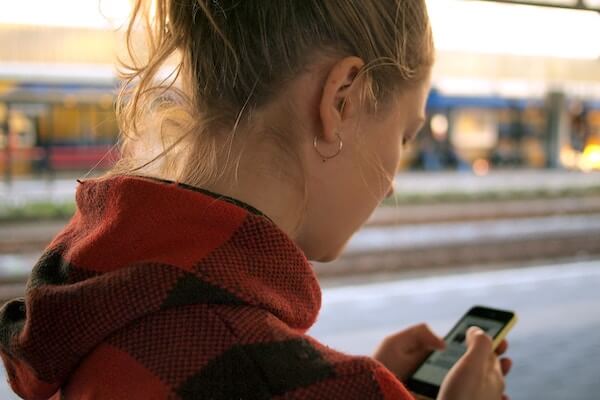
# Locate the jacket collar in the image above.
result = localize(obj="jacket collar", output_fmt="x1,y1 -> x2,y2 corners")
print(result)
72,174 -> 322,329
0,174 -> 321,399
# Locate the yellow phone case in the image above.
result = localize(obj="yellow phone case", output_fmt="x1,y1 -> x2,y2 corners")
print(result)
491,313 -> 518,350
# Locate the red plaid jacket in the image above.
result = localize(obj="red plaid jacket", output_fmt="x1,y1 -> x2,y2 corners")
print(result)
0,175 -> 414,400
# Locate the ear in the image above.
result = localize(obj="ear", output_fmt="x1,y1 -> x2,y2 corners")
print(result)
318,56 -> 365,144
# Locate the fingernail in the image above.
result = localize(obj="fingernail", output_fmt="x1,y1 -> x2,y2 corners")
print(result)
467,326 -> 482,335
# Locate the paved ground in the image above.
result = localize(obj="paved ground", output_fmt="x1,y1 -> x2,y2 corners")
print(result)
1,258 -> 598,399
311,258 -> 600,400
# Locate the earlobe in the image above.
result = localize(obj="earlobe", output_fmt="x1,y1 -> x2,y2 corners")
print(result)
318,56 -> 365,144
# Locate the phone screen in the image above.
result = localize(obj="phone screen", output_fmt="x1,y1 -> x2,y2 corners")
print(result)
411,314 -> 506,387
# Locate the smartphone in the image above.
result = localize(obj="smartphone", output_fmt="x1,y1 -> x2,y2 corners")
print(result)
406,305 -> 517,400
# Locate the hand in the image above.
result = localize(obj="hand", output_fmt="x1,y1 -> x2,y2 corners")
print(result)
373,323 -> 446,381
438,327 -> 513,400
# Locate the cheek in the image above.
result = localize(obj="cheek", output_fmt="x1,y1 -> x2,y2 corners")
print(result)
376,130 -> 403,179
387,141 -> 403,171
305,124 -> 402,261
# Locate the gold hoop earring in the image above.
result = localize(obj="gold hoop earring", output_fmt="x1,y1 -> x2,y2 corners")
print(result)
313,131 -> 343,162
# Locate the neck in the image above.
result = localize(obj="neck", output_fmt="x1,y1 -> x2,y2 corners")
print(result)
199,133 -> 306,244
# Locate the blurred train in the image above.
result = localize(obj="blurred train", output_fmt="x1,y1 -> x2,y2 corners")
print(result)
409,89 -> 600,174
1,65 -> 600,177
0,65 -> 119,177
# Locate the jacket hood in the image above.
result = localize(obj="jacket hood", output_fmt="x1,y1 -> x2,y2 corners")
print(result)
0,175 -> 321,399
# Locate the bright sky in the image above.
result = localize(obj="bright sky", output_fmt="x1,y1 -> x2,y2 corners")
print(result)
0,0 -> 132,29
427,0 -> 600,59
0,0 -> 599,59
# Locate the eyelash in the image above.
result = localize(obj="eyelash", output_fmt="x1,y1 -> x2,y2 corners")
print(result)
402,133 -> 416,147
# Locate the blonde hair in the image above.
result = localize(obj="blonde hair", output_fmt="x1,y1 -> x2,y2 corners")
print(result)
109,0 -> 434,230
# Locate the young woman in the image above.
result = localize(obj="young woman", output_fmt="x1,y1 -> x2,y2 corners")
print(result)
0,1 -> 512,399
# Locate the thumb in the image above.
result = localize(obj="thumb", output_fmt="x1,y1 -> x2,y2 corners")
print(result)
465,326 -> 493,361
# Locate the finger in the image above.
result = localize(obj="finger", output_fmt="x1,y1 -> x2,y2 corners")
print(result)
500,357 -> 513,376
396,323 -> 444,351
495,339 -> 508,355
502,394 -> 511,400
466,327 -> 493,361
413,323 -> 446,350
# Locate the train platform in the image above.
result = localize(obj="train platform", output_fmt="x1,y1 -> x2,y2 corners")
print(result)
391,169 -> 600,197
1,169 -> 599,208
